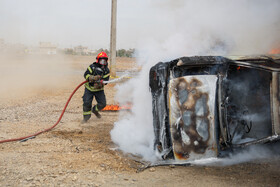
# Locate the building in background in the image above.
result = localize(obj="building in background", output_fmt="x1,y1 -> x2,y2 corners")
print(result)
73,45 -> 89,55
39,42 -> 57,55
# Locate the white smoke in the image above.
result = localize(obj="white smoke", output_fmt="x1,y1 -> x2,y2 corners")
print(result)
110,0 -> 280,162
192,144 -> 279,166
110,64 -> 156,161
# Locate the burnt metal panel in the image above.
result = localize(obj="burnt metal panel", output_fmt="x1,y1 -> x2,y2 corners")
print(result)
217,74 -> 229,146
228,55 -> 280,70
150,55 -> 280,162
232,135 -> 280,148
271,72 -> 280,135
149,62 -> 173,157
168,75 -> 218,160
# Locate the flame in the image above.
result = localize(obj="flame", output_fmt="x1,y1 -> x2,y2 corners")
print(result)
102,105 -> 120,111
102,103 -> 132,111
269,48 -> 280,54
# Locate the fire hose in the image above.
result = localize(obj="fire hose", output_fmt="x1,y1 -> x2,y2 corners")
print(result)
0,74 -> 129,144
0,80 -> 88,144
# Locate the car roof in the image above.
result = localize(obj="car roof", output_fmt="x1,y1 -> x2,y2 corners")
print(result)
166,55 -> 280,71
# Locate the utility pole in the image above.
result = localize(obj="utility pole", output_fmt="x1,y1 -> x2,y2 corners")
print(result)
110,0 -> 117,77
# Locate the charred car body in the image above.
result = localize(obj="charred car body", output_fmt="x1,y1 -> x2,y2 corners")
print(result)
149,55 -> 280,161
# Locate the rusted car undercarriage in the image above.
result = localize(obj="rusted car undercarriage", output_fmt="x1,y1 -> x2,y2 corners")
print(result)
149,55 -> 280,161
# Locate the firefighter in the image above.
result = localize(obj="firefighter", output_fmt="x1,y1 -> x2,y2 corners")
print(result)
82,51 -> 110,123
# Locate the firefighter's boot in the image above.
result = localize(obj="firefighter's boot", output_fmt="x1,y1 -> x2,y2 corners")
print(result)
92,105 -> 101,118
81,114 -> 91,124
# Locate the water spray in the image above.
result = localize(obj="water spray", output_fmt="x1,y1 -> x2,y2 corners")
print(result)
103,73 -> 131,84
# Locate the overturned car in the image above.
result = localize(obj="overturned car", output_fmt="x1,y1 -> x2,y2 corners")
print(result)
149,55 -> 280,161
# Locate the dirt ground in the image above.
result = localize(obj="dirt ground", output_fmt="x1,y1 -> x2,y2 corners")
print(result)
0,54 -> 279,186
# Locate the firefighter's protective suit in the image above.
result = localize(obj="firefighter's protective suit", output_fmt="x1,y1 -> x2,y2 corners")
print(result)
82,52 -> 110,122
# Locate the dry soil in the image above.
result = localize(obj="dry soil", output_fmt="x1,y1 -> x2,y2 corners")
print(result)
0,54 -> 279,187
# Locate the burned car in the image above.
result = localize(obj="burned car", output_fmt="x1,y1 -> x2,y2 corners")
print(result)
149,55 -> 280,161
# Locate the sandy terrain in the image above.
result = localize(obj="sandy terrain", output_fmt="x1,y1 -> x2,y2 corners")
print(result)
0,54 -> 279,186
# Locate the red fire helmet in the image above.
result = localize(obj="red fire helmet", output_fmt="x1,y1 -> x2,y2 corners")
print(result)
96,51 -> 108,65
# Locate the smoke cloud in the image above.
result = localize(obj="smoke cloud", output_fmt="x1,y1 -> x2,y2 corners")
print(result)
192,144 -> 280,166
110,0 -> 280,162
111,65 -> 156,161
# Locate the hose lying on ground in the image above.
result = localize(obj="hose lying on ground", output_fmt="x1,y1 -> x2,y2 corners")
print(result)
0,80 -> 88,144
0,74 -> 132,144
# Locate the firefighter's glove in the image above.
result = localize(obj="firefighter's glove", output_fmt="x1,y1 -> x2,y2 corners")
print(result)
88,75 -> 94,83
93,80 -> 104,89
88,75 -> 101,83
93,75 -> 101,81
